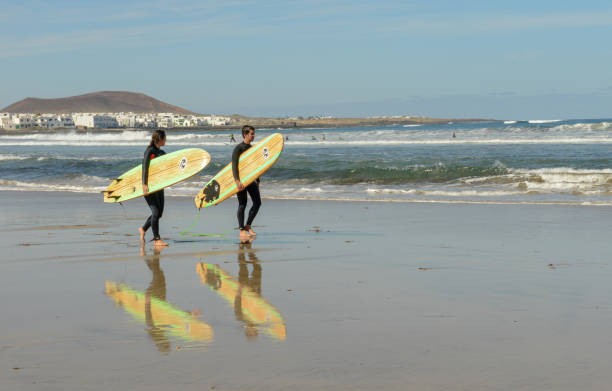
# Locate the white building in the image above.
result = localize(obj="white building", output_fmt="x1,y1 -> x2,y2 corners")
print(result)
61,116 -> 75,127
12,114 -> 35,129
35,115 -> 62,128
136,115 -> 156,128
0,113 -> 14,129
206,115 -> 231,126
1,111 -> 232,129
73,114 -> 119,128
156,114 -> 174,128
116,113 -> 137,128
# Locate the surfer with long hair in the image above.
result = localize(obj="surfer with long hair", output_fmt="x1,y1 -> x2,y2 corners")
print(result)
139,130 -> 168,247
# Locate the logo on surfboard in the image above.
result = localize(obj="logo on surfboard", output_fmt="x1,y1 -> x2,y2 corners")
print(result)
179,157 -> 188,170
262,147 -> 269,159
202,179 -> 221,203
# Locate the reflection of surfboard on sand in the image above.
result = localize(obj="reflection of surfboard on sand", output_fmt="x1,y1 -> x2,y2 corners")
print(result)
104,148 -> 210,203
194,133 -> 283,208
105,281 -> 214,344
196,263 -> 286,340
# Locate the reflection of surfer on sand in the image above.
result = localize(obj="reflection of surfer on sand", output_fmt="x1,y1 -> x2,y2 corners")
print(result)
105,247 -> 213,351
143,247 -> 170,352
235,242 -> 262,340
196,243 -> 286,340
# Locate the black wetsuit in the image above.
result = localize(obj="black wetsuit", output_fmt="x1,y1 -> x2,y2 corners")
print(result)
232,142 -> 261,230
141,145 -> 166,240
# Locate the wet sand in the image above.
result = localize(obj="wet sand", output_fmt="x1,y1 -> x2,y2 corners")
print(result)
2,191 -> 612,390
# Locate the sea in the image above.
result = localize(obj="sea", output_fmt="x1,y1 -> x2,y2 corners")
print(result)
2,118 -> 612,205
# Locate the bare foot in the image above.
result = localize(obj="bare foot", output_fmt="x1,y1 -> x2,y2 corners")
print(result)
245,225 -> 257,236
239,229 -> 250,243
153,239 -> 168,247
139,244 -> 146,256
138,227 -> 146,242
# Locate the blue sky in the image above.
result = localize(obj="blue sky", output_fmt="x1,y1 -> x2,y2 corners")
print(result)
1,0 -> 612,119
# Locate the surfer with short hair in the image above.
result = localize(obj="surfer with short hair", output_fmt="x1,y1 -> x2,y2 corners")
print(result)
139,130 -> 168,247
233,125 -> 261,242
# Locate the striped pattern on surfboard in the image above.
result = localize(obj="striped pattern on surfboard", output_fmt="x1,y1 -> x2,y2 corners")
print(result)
103,148 -> 210,203
194,133 -> 284,208
105,281 -> 214,343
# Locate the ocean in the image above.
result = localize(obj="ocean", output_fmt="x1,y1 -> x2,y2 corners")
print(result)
2,118 -> 612,205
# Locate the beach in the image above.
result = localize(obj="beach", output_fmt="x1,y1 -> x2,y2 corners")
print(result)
3,191 -> 612,390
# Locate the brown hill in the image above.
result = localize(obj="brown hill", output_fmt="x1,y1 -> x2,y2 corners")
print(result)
2,91 -> 196,114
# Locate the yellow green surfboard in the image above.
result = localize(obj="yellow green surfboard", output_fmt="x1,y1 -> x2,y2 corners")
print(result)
104,148 -> 210,203
194,133 -> 283,208
105,281 -> 214,344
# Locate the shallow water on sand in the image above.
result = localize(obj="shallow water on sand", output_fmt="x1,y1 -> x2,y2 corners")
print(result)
3,192 -> 612,390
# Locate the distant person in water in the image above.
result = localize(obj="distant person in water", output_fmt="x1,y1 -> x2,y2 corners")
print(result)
233,125 -> 261,243
452,132 -> 456,138
139,130 -> 168,247
230,133 -> 236,143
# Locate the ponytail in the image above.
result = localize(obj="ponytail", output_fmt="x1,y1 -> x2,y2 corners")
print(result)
149,130 -> 166,148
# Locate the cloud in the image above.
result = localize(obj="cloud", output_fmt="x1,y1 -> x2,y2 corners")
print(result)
0,13 -> 259,58
379,10 -> 612,36
3,4 -> 612,58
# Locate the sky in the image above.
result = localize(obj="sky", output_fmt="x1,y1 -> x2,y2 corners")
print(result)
1,0 -> 612,119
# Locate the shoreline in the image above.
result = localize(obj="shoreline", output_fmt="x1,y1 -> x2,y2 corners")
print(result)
2,189 -> 612,207
0,117 -> 497,134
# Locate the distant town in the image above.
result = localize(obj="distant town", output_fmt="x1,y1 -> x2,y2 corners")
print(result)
0,112 -> 232,130
0,92 -> 491,131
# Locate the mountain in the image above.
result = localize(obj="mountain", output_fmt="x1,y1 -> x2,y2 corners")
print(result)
1,91 -> 196,114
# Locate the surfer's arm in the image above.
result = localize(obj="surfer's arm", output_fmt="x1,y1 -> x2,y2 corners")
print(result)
232,145 -> 245,190
142,147 -> 153,194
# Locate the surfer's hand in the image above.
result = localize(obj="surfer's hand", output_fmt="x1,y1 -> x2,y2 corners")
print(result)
235,179 -> 244,191
143,184 -> 149,195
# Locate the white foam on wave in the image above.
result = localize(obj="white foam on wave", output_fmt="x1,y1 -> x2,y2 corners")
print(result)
0,154 -> 28,161
550,122 -> 612,132
0,178 -> 106,193
528,119 -> 563,124
5,122 -> 612,148
263,195 -> 612,206
284,138 -> 612,146
298,187 -> 324,193
0,130 -> 236,147
31,155 -> 133,162
511,167 -> 612,192
0,130 -> 149,142
365,188 -> 523,197
0,140 -> 230,147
